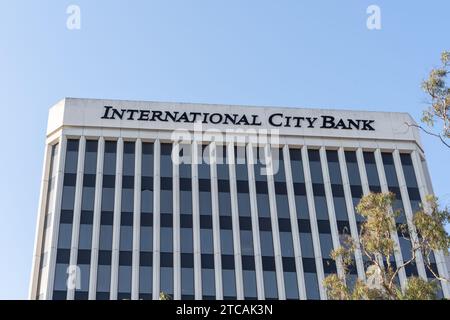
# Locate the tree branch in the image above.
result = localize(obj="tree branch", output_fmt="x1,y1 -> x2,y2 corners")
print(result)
405,122 -> 450,148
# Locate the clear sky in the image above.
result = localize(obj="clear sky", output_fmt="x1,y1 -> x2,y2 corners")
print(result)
0,0 -> 449,299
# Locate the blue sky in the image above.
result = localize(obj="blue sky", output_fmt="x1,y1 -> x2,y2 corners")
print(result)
0,1 -> 449,299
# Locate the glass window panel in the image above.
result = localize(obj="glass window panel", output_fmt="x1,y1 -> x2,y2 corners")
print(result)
181,228 -> 193,253
276,194 -> 290,218
222,270 -> 236,297
101,188 -> 115,211
139,266 -> 152,294
220,230 -> 234,255
263,271 -> 278,299
280,232 -> 294,257
199,191 -> 212,215
160,227 -> 173,253
141,190 -> 153,213
54,264 -> 68,291
118,265 -> 132,293
202,268 -> 215,296
140,226 -> 153,252
76,264 -> 90,292
284,272 -> 299,299
121,188 -> 134,213
103,141 -> 117,175
219,192 -> 231,216
295,195 -> 309,219
161,190 -> 172,214
81,187 -> 95,211
319,233 -> 334,259
180,191 -> 192,215
243,270 -> 257,298
119,226 -> 133,251
200,229 -> 214,254
314,196 -> 328,220
304,273 -> 320,300
300,233 -> 315,258
333,197 -> 348,221
240,230 -> 254,255
99,225 -> 113,250
160,267 -> 173,295
96,265 -> 111,293
57,224 -> 72,249
78,224 -> 92,250
260,231 -> 274,256
141,143 -> 154,177
256,194 -> 271,217
237,193 -> 251,217
84,141 -> 98,174
181,268 -> 194,296
61,187 -> 76,210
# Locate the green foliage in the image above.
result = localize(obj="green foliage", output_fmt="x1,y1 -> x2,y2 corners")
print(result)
414,195 -> 450,253
159,292 -> 173,300
401,277 -> 438,300
323,192 -> 450,300
421,50 -> 450,142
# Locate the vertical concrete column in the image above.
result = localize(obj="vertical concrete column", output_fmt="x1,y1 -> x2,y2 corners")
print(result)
29,143 -> 52,299
132,139 -> 142,299
411,150 -> 450,298
282,145 -> 307,299
319,146 -> 344,279
46,135 -> 67,299
392,149 -> 427,279
110,138 -> 123,299
265,145 -> 286,299
191,141 -> 202,299
246,143 -> 265,299
209,141 -> 223,299
373,148 -> 407,290
67,136 -> 86,300
227,143 -> 244,299
152,140 -> 161,299
89,137 -> 104,299
301,146 -> 326,299
173,142 -> 181,300
337,147 -> 366,281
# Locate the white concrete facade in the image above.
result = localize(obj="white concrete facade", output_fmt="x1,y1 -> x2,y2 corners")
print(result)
29,98 -> 450,300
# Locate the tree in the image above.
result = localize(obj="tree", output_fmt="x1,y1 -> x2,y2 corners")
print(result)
159,292 -> 173,300
418,50 -> 450,148
323,192 -> 450,300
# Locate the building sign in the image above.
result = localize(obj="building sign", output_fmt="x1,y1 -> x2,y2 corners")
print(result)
101,105 -> 375,131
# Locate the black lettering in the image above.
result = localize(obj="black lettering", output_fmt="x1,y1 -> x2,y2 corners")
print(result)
269,113 -> 283,127
321,116 -> 335,128
347,119 -> 361,130
284,116 -> 292,127
293,116 -> 305,127
335,119 -> 350,129
362,120 -> 375,131
111,108 -> 125,120
236,114 -> 250,125
164,111 -> 179,122
151,111 -> 166,122
126,109 -> 139,120
101,106 -> 113,119
306,117 -> 318,128
250,114 -> 262,126
189,112 -> 202,123
223,114 -> 238,125
209,113 -> 223,124
138,110 -> 150,121
177,112 -> 190,123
